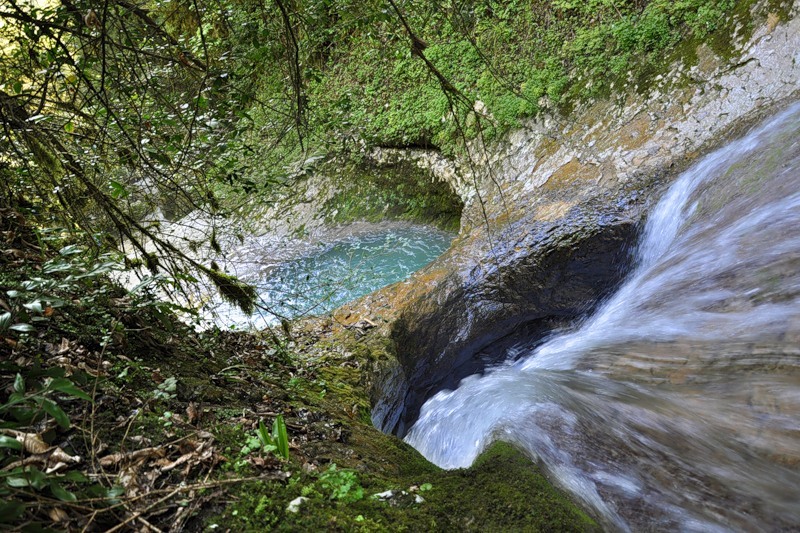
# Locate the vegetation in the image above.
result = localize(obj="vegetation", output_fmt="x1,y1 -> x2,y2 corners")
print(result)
0,217 -> 597,529
2,0 -> 779,268
0,0 -> 790,529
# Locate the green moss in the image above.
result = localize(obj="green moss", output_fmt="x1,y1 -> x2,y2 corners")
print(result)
206,326 -> 596,531
296,0 -> 769,156
215,439 -> 597,532
424,442 -> 598,532
321,159 -> 463,232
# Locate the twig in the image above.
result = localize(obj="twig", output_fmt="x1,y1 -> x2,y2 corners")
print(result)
105,486 -> 183,533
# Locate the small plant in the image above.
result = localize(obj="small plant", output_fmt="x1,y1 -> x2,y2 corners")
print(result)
318,464 -> 364,503
152,376 -> 178,401
256,415 -> 290,460
0,367 -> 122,525
1,371 -> 91,429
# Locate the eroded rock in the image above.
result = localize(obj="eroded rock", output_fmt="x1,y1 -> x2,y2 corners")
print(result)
332,7 -> 800,435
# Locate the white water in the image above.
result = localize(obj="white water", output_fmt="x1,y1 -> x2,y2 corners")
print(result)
405,103 -> 800,531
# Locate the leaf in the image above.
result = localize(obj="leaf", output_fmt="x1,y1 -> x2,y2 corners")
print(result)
58,244 -> 83,256
0,312 -> 10,330
9,323 -> 34,333
64,121 -> 75,133
42,261 -> 73,274
39,398 -> 70,428
109,180 -> 129,199
257,419 -> 273,448
0,501 -> 24,523
7,467 -> 48,490
13,373 -> 25,394
48,378 -> 92,401
147,149 -> 171,165
49,480 -> 77,502
272,414 -> 289,459
61,471 -> 88,483
7,431 -> 49,455
23,301 -> 43,314
12,81 -> 23,94
0,436 -> 22,451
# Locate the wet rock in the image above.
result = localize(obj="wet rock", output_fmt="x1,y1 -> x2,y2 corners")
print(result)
383,198 -> 642,435
353,11 -> 800,436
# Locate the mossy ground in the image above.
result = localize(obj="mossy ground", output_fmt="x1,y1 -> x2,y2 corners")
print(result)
0,233 -> 596,531
205,323 -> 597,532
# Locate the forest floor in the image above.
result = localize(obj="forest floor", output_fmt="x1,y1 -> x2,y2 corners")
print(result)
0,208 -> 597,531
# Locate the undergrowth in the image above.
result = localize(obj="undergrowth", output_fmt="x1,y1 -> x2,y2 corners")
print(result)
0,210 -> 596,531
300,0 -> 783,156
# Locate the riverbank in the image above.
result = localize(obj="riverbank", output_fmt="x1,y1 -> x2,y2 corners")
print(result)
0,232 -> 597,529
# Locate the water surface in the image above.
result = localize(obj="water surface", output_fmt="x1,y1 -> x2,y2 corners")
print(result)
209,223 -> 453,328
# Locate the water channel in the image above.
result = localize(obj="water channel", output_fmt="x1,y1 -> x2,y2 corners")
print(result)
405,102 -> 800,531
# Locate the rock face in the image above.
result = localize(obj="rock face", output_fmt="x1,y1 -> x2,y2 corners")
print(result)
331,4 -> 800,435
385,194 -> 643,434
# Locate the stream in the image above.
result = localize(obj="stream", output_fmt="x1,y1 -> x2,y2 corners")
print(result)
405,102 -> 800,531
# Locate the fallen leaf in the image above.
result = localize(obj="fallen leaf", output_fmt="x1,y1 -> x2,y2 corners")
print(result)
48,508 -> 69,522
99,446 -> 165,467
186,402 -> 200,425
3,429 -> 49,454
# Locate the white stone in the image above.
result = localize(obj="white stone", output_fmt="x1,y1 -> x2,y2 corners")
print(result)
286,497 -> 308,513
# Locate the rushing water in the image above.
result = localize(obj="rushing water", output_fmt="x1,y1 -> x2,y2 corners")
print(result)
405,103 -> 800,531
210,224 -> 453,328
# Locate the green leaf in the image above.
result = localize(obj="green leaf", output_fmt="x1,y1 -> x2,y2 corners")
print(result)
0,312 -> 10,330
64,121 -> 75,133
39,398 -> 70,428
147,150 -> 171,165
48,378 -> 92,401
12,81 -> 22,94
257,419 -> 273,448
50,480 -> 77,502
0,501 -> 24,523
7,467 -> 48,490
9,323 -> 34,333
22,301 -> 43,314
0,436 -> 22,450
104,485 -> 124,502
61,471 -> 88,483
272,414 -> 289,460
109,180 -> 129,199
13,373 -> 25,394
58,244 -> 83,256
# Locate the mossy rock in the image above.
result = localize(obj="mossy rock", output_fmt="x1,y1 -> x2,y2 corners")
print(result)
216,440 -> 598,532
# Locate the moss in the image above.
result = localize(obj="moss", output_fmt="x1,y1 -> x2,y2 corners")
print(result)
423,442 -> 598,532
204,324 -> 597,532
215,439 -> 598,532
320,159 -> 463,232
296,0 -> 774,157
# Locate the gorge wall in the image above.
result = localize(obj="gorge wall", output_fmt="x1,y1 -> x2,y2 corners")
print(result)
328,1 -> 800,435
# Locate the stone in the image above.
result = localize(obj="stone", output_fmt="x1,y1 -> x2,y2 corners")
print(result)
339,9 -> 800,436
286,496 -> 308,513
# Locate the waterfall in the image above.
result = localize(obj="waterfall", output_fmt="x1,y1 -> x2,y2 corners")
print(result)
405,102 -> 800,531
